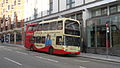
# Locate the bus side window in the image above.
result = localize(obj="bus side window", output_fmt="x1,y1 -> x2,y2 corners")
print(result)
36,36 -> 41,43
57,21 -> 63,30
33,25 -> 37,31
50,22 -> 56,30
56,36 -> 63,45
30,36 -> 35,43
37,24 -> 42,31
28,26 -> 33,32
42,36 -> 45,43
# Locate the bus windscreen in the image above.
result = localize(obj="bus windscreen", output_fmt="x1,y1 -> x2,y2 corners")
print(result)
65,20 -> 80,36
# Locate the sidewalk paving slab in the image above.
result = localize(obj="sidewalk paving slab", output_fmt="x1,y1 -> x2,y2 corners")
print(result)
79,53 -> 120,63
2,43 -> 24,48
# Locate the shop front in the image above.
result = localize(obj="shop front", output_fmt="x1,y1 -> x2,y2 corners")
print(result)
86,14 -> 120,56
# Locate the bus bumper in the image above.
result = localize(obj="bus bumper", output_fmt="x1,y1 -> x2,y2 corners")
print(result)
54,49 -> 80,55
65,52 -> 80,55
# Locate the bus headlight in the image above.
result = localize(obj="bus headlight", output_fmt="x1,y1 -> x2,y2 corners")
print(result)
63,46 -> 67,51
64,49 -> 67,51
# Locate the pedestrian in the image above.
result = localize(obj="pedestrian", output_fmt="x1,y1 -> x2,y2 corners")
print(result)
82,41 -> 87,53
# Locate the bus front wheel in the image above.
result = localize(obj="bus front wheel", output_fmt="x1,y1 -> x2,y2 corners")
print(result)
30,45 -> 34,51
49,47 -> 53,54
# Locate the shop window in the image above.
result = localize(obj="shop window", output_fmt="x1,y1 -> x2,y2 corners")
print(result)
110,16 -> 118,23
16,33 -> 22,41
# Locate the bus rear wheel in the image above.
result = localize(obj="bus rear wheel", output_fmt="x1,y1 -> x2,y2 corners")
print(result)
49,47 -> 53,54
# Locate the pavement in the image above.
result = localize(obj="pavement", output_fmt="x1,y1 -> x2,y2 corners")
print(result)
79,53 -> 120,63
2,43 -> 120,63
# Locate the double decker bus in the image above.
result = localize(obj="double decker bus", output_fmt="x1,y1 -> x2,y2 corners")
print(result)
25,18 -> 81,55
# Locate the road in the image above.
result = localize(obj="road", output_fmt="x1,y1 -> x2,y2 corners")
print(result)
0,44 -> 120,68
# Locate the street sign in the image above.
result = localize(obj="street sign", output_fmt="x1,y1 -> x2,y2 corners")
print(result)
106,23 -> 109,33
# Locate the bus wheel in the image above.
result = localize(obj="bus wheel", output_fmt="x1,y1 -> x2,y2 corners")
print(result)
49,47 -> 53,54
30,45 -> 34,51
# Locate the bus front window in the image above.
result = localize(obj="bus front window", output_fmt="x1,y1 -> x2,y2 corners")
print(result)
64,36 -> 80,46
65,20 -> 80,36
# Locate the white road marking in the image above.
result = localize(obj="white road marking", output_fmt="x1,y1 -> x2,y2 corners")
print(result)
16,51 -> 28,55
74,60 -> 90,62
0,46 -> 5,49
4,57 -> 22,66
80,66 -> 87,68
0,46 -> 5,48
6,49 -> 12,51
36,56 -> 59,63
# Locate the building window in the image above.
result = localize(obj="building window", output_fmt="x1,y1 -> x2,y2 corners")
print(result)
8,5 -> 10,10
6,0 -> 8,3
11,5 -> 14,9
101,7 -> 107,15
66,0 -> 75,9
14,0 -> 16,5
92,9 -> 101,17
3,0 -> 5,4
2,3 -> 3,7
18,0 -> 21,5
96,9 -> 101,16
71,14 -> 75,19
118,5 -> 120,12
110,5 -> 117,14
3,9 -> 5,13
92,11 -> 96,17
49,0 -> 53,14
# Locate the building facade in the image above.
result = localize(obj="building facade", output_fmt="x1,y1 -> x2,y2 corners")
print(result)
0,0 -> 25,45
25,0 -> 120,56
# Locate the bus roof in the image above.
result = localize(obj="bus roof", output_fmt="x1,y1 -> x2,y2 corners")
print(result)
38,18 -> 80,24
27,18 -> 80,26
27,23 -> 38,26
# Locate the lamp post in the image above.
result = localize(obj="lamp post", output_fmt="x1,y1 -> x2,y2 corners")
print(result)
106,22 -> 110,58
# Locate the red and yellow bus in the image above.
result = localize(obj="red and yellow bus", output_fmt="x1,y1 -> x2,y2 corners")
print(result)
25,18 -> 81,55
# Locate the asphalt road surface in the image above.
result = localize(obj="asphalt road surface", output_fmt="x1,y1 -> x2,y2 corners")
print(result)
0,44 -> 120,68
